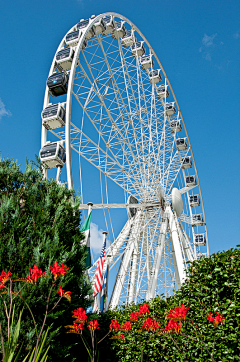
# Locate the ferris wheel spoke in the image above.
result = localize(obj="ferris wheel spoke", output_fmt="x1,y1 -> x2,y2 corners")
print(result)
94,33 -> 160,196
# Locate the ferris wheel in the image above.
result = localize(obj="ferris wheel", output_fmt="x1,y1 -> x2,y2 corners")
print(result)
40,12 -> 209,309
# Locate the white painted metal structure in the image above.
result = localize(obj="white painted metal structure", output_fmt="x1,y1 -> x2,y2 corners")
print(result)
41,12 -> 209,308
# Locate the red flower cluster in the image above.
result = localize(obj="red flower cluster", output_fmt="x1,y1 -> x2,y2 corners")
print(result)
110,319 -> 120,331
88,320 -> 100,331
121,321 -> 132,332
138,303 -> 150,316
73,307 -> 88,323
0,270 -> 12,289
57,286 -> 71,302
26,265 -> 48,284
142,317 -> 161,331
50,262 -> 69,280
165,319 -> 182,334
66,322 -> 85,334
207,312 -> 224,327
66,307 -> 100,335
167,304 -> 189,321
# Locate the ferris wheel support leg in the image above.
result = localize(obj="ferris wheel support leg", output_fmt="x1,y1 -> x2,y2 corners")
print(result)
146,217 -> 168,300
128,215 -> 143,304
109,212 -> 142,309
143,221 -> 151,282
167,206 -> 186,288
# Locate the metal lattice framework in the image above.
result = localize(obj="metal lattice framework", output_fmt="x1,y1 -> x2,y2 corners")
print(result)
41,12 -> 209,308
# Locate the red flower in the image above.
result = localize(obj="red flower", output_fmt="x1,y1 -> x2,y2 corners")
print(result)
0,284 -> 6,289
207,312 -> 224,327
0,270 -> 12,285
110,319 -> 120,331
88,320 -> 100,331
26,265 -> 47,284
57,286 -> 71,302
130,311 -> 139,321
167,304 -> 189,321
142,317 -> 153,330
120,334 -> 125,340
121,321 -> 132,332
66,322 -> 84,334
72,307 -> 87,323
207,313 -> 214,323
152,319 -> 161,330
165,319 -> 181,333
59,263 -> 69,276
138,303 -> 149,316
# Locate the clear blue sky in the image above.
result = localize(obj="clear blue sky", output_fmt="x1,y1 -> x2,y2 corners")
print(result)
0,0 -> 239,255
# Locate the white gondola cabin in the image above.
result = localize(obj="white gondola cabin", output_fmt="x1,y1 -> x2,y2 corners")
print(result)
170,120 -> 182,133
77,19 -> 95,39
41,103 -> 65,130
189,195 -> 200,207
127,195 -> 139,218
157,85 -> 169,99
149,69 -> 162,84
165,102 -> 176,116
195,234 -> 206,246
112,21 -> 126,39
121,30 -> 136,47
56,48 -> 74,71
65,30 -> 82,47
176,138 -> 187,150
140,55 -> 154,70
192,214 -> 204,227
131,41 -> 145,57
93,18 -> 106,34
39,141 -> 66,169
47,72 -> 69,97
181,156 -> 192,169
103,16 -> 114,35
185,175 -> 197,187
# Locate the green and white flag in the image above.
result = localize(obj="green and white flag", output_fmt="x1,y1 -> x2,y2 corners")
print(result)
80,211 -> 92,269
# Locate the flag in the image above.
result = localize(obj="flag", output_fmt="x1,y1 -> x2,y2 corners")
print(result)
80,211 -> 92,269
93,236 -> 106,297
100,265 -> 109,312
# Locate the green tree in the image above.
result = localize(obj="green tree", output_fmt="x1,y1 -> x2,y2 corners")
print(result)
0,157 -> 91,361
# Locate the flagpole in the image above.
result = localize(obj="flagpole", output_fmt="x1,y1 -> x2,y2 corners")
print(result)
87,202 -> 93,216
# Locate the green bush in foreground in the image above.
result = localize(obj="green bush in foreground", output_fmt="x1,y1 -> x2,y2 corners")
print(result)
0,157 -> 91,361
93,245 -> 240,362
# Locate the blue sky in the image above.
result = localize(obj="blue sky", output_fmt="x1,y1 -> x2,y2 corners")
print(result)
0,0 -> 240,257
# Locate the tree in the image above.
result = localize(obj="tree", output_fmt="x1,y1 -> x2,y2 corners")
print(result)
0,157 -> 92,361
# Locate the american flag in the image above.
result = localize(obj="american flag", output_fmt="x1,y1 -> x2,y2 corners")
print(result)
93,235 -> 106,297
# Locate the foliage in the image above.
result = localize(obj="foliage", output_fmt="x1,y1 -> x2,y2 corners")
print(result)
96,245 -> 240,361
0,157 -> 92,361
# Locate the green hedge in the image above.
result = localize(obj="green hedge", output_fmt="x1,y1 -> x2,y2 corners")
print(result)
90,245 -> 240,362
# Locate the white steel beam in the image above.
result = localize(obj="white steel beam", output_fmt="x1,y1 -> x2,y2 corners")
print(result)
146,217 -> 168,300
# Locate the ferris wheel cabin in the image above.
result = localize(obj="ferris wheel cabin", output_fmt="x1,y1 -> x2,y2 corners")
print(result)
189,195 -> 200,207
192,214 -> 204,227
56,48 -> 75,71
65,30 -> 82,47
185,175 -> 197,187
165,102 -> 176,116
131,41 -> 145,57
102,16 -> 114,35
77,19 -> 95,39
176,138 -> 188,150
181,156 -> 192,169
140,55 -> 154,70
121,30 -> 136,47
40,141 -> 66,169
170,120 -> 182,133
112,21 -> 126,39
157,85 -> 169,99
148,69 -> 162,84
195,234 -> 206,246
47,72 -> 69,97
93,18 -> 106,34
41,103 -> 65,130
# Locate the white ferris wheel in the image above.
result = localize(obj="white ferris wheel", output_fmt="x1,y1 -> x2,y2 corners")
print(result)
40,12 -> 209,309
